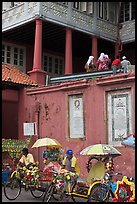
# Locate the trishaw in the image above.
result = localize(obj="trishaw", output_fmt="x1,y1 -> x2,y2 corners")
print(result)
3,141 -> 135,202
3,162 -> 48,200
42,155 -> 110,202
72,144 -> 135,202
3,137 -> 63,201
42,143 -> 135,202
41,144 -> 119,202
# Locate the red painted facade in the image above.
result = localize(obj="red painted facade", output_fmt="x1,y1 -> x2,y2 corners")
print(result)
2,14 -> 135,181
2,90 -> 19,139
19,74 -> 135,179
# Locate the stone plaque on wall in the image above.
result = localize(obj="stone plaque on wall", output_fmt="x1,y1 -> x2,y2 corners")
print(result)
107,90 -> 132,146
69,94 -> 84,138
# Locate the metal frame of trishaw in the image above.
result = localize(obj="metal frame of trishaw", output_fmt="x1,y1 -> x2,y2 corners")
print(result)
3,164 -> 50,200
70,155 -> 108,202
42,155 -> 110,202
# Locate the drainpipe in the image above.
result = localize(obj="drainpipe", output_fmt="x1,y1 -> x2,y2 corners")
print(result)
92,2 -> 98,65
35,102 -> 41,168
115,2 -> 122,58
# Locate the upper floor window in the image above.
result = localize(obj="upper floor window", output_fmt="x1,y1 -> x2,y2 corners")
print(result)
43,53 -> 64,76
119,2 -> 135,23
98,2 -> 117,23
2,42 -> 26,72
73,2 -> 80,9
98,2 -> 108,21
131,2 -> 135,20
11,2 -> 15,7
72,2 -> 93,15
80,2 -> 93,14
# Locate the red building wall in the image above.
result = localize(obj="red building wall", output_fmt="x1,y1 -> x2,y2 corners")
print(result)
2,90 -> 19,139
23,75 -> 135,179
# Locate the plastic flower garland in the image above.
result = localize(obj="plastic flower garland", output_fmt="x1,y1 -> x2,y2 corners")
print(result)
23,165 -> 40,187
114,176 -> 135,202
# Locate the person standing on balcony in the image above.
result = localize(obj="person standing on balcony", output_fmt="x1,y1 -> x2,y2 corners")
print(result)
111,56 -> 121,74
96,53 -> 108,71
104,54 -> 111,70
84,56 -> 96,72
121,56 -> 131,73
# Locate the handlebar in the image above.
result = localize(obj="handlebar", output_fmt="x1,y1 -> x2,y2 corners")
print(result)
111,172 -> 122,176
103,172 -> 122,180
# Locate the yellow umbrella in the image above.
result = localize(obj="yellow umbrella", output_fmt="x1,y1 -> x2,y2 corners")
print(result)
80,144 -> 121,157
31,137 -> 62,148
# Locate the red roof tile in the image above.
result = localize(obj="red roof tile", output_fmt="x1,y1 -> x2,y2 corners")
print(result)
2,63 -> 38,87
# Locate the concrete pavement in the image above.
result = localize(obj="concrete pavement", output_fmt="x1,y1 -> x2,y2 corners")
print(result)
2,186 -> 87,202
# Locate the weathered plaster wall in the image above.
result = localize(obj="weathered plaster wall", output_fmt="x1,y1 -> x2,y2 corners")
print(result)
2,89 -> 19,139
24,75 -> 135,178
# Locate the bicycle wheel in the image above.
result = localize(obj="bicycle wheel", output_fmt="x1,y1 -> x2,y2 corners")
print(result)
30,189 -> 44,198
71,182 -> 88,202
52,180 -> 66,201
87,184 -> 109,202
4,177 -> 21,200
42,184 -> 54,202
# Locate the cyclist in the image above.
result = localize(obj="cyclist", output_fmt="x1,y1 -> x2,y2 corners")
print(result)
18,148 -> 35,169
62,149 -> 80,194
63,150 -> 80,179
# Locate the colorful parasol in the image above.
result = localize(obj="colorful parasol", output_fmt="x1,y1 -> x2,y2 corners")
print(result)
80,144 -> 121,157
31,137 -> 62,148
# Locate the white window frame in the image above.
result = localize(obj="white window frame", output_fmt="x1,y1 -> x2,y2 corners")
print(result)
98,2 -> 113,22
98,2 -> 103,19
73,2 -> 80,10
2,42 -> 26,72
87,2 -> 93,14
120,2 -> 135,23
43,53 -> 64,76
80,2 -> 87,12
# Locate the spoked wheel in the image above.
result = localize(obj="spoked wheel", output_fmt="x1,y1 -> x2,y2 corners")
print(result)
52,181 -> 66,201
30,188 -> 44,198
43,184 -> 55,202
4,177 -> 21,200
71,182 -> 80,202
42,185 -> 63,202
71,182 -> 89,202
87,184 -> 109,202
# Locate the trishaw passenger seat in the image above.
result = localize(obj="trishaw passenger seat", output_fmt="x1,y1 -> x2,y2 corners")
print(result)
86,161 -> 105,184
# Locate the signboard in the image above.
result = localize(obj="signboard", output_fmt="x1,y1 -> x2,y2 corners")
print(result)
23,122 -> 37,136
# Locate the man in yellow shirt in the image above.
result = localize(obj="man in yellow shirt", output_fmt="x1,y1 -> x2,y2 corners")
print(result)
18,148 -> 35,169
62,149 -> 80,177
62,149 -> 80,193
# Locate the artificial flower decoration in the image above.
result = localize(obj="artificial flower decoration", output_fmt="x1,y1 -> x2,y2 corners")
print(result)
2,138 -> 31,158
114,176 -> 135,202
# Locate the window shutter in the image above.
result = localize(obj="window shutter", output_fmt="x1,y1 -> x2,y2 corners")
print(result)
88,2 -> 93,14
81,2 -> 87,12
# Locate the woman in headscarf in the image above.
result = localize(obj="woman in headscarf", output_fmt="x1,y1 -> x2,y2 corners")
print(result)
104,54 -> 111,70
96,53 -> 105,71
84,56 -> 96,72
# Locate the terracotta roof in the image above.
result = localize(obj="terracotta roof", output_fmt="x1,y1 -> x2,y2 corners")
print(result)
2,63 -> 38,87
